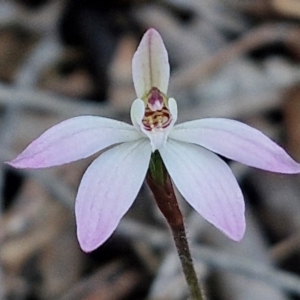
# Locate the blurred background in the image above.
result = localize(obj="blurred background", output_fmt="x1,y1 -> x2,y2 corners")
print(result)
1,0 -> 300,299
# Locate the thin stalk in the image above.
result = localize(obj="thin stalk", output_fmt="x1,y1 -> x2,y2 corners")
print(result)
171,222 -> 204,300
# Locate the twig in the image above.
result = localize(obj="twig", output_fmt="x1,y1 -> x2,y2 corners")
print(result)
270,233 -> 300,262
170,23 -> 300,91
195,246 -> 300,295
14,36 -> 63,88
0,83 -> 115,118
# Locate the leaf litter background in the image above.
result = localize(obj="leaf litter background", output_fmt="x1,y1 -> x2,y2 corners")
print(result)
1,0 -> 300,299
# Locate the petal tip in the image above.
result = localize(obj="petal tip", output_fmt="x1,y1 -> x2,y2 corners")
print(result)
132,28 -> 170,98
77,228 -> 109,253
282,159 -> 300,174
5,157 -> 26,169
229,230 -> 245,242
78,239 -> 98,253
145,28 -> 161,40
6,154 -> 44,169
5,160 -> 14,167
224,219 -> 246,242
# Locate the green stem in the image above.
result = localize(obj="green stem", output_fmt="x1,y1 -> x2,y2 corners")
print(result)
171,222 -> 204,300
147,152 -> 205,300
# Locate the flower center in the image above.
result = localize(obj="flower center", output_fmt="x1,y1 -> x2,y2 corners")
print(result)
142,87 -> 172,131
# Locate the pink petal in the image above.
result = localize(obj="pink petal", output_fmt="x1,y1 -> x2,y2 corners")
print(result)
8,116 -> 141,168
132,28 -> 170,98
159,140 -> 245,241
76,140 -> 151,252
171,118 -> 300,173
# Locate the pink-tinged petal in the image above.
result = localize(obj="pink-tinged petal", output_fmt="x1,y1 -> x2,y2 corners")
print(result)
76,140 -> 151,252
132,28 -> 170,98
171,118 -> 300,174
8,116 -> 142,169
159,140 -> 245,241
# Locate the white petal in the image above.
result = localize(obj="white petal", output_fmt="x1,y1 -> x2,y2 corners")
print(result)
171,118 -> 300,173
159,140 -> 245,241
9,116 -> 142,168
76,140 -> 152,252
168,97 -> 178,123
132,28 -> 170,98
130,98 -> 145,131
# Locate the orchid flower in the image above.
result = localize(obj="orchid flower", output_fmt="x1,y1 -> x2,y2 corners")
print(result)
8,29 -> 300,252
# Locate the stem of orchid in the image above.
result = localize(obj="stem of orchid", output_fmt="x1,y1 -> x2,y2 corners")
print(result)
147,151 -> 205,300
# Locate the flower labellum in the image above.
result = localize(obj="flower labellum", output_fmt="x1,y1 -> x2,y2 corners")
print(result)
8,28 -> 300,252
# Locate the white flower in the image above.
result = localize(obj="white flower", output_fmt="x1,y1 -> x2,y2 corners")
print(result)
8,29 -> 300,252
